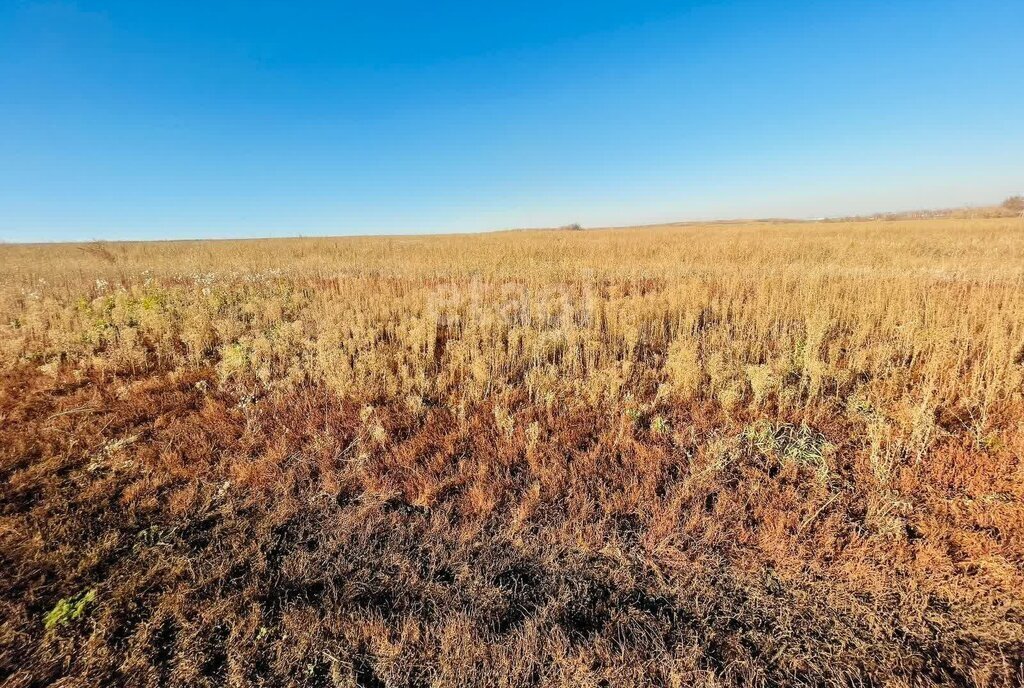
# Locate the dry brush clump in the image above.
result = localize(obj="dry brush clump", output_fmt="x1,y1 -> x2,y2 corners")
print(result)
1,218 -> 1024,686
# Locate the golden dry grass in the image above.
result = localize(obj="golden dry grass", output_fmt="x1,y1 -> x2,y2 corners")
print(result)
1,217 -> 1023,686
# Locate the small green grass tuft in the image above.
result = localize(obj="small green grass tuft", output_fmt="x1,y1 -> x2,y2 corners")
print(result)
44,588 -> 97,631
650,415 -> 670,436
744,421 -> 832,479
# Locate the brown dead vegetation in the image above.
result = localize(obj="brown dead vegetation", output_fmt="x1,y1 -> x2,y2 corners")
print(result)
2,218 -> 1024,686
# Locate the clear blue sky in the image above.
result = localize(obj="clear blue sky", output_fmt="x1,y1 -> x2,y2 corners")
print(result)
2,1 -> 1022,241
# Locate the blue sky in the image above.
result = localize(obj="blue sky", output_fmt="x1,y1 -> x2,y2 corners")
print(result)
2,1 -> 1022,241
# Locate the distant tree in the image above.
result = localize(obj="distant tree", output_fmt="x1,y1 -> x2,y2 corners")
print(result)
560,223 -> 584,231
1002,195 -> 1024,212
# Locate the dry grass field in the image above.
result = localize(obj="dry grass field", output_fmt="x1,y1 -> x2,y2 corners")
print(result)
2,218 -> 1024,686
